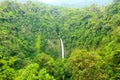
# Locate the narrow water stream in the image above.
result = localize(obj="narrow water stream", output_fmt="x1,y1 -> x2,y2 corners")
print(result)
59,37 -> 64,58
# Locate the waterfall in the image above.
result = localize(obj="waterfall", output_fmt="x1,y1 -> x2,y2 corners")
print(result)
59,37 -> 64,59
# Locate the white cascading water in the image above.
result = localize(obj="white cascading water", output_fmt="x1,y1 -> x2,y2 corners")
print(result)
59,37 -> 64,59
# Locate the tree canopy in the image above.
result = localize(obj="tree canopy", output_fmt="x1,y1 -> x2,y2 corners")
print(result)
0,0 -> 120,80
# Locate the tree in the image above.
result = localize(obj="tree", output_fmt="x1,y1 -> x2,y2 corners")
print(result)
35,34 -> 41,54
15,63 -> 39,80
0,58 -> 16,80
34,53 -> 54,69
69,49 -> 109,80
38,68 -> 56,80
113,0 -> 120,3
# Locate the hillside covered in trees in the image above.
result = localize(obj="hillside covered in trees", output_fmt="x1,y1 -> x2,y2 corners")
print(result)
0,0 -> 120,80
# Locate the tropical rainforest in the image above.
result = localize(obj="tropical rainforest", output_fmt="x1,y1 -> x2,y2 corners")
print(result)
0,0 -> 120,80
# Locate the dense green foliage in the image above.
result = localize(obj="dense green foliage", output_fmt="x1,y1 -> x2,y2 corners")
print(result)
0,0 -> 120,80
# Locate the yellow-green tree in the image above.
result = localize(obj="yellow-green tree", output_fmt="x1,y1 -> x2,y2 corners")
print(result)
69,49 -> 109,80
35,34 -> 41,54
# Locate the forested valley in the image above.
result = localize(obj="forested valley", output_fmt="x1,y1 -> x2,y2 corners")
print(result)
0,0 -> 120,80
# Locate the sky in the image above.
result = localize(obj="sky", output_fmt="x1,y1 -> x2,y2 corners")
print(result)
37,0 -> 113,8
0,0 -> 113,8
37,0 -> 112,5
38,0 -> 83,4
